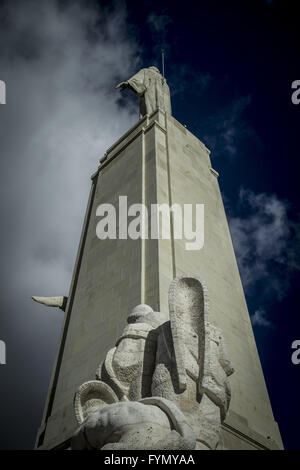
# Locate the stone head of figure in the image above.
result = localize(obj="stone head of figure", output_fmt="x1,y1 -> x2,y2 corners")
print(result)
127,304 -> 154,324
127,304 -> 168,328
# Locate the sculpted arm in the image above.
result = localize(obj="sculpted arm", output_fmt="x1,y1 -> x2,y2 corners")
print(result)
116,69 -> 146,96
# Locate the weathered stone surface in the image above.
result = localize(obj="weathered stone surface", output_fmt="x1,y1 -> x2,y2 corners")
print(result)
71,276 -> 233,450
116,66 -> 172,118
74,380 -> 119,424
32,295 -> 67,310
72,398 -> 195,450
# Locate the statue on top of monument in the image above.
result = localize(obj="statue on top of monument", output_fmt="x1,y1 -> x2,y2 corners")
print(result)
116,66 -> 172,118
71,275 -> 234,450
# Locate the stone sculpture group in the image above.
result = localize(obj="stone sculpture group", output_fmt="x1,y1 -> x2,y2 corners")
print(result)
71,275 -> 234,450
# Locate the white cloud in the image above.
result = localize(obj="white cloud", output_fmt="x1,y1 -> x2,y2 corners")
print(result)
229,188 -> 300,303
251,309 -> 273,328
169,64 -> 212,98
146,11 -> 173,70
203,95 -> 256,159
147,12 -> 172,34
0,0 -> 140,361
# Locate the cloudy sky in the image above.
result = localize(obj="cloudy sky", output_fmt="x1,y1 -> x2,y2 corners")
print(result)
0,0 -> 299,449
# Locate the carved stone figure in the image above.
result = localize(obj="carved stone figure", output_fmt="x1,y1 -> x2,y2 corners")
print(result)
116,66 -> 172,118
72,275 -> 234,450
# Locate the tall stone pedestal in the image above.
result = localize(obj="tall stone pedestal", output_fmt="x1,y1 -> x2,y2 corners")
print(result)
35,110 -> 283,450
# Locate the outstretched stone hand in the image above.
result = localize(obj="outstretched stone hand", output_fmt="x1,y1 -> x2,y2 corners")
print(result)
116,81 -> 128,90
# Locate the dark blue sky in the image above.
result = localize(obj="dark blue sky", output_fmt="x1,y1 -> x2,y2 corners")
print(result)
0,0 -> 299,450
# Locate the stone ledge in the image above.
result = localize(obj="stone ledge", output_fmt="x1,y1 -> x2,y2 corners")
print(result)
95,119 -> 167,175
222,410 -> 282,450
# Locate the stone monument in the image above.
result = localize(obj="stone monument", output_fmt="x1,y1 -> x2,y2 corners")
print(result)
34,67 -> 283,450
